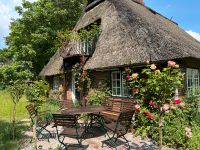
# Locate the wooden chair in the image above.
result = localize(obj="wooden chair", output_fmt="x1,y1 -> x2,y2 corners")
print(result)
52,114 -> 86,149
101,110 -> 134,150
26,104 -> 52,141
101,98 -> 134,121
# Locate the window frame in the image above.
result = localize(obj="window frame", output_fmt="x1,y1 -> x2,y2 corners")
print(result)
111,71 -> 129,97
186,68 -> 200,96
53,76 -> 59,91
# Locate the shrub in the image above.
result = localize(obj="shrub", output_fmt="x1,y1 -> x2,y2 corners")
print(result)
88,90 -> 108,106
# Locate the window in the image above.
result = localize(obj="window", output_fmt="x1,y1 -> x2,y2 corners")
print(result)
111,71 -> 129,97
186,68 -> 200,96
53,76 -> 59,91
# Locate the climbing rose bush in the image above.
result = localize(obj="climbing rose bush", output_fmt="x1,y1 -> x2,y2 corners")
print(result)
125,61 -> 185,148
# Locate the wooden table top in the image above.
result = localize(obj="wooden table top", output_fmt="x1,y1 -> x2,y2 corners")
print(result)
61,106 -> 105,115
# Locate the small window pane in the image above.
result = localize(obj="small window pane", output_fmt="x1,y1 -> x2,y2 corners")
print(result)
187,68 -> 200,96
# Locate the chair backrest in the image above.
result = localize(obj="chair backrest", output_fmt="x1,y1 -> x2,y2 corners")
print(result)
103,97 -> 134,113
116,110 -> 134,135
52,114 -> 78,128
26,104 -> 37,118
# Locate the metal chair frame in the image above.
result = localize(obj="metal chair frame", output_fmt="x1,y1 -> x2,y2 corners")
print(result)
52,114 -> 86,149
101,110 -> 134,150
26,104 -> 52,141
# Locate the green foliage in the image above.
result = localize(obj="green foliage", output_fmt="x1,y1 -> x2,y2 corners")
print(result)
187,122 -> 200,150
126,61 -> 187,148
58,22 -> 101,44
3,0 -> 86,76
7,80 -> 25,104
0,120 -> 27,150
0,61 -> 33,89
88,90 -> 108,106
25,80 -> 49,110
72,62 -> 92,93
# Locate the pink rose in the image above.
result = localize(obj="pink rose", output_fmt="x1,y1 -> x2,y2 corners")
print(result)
134,104 -> 140,111
150,64 -> 157,70
132,73 -> 138,79
171,105 -> 177,110
167,60 -> 176,67
161,104 -> 169,111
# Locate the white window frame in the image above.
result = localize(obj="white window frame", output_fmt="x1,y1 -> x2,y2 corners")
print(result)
111,71 -> 129,97
53,76 -> 59,91
186,68 -> 200,96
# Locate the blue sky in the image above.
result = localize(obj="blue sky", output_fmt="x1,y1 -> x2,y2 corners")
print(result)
0,0 -> 200,48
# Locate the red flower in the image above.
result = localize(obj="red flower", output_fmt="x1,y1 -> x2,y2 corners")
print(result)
149,101 -> 155,106
82,71 -> 87,77
147,114 -> 153,119
174,99 -> 181,104
127,75 -> 131,80
145,111 -> 150,116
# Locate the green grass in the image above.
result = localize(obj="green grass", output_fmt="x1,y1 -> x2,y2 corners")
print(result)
0,90 -> 59,149
0,90 -> 28,121
0,90 -> 59,121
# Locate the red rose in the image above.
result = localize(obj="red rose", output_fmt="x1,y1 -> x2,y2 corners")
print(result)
147,114 -> 153,119
149,101 -> 155,106
174,99 -> 181,104
145,111 -> 150,116
127,75 -> 131,80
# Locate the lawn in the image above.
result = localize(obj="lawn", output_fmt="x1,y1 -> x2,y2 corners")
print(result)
0,90 -> 59,149
0,90 -> 28,121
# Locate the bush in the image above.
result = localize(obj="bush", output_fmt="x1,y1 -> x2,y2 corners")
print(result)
88,90 -> 108,106
187,122 -> 200,150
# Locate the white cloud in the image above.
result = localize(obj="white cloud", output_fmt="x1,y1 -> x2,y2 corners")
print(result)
186,30 -> 200,42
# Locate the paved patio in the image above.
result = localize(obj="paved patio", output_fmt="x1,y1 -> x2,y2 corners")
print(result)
20,123 -> 158,150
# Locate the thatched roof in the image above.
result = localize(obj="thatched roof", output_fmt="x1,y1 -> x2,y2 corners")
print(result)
39,50 -> 63,76
62,0 -> 200,70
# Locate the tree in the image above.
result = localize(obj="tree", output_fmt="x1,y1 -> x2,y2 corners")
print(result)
8,80 -> 25,140
5,0 -> 86,76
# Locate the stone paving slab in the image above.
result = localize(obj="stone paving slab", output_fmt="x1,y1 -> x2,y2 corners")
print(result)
20,123 -> 158,150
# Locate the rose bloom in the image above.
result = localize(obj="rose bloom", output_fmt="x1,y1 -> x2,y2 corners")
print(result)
82,71 -> 87,77
127,75 -> 131,80
132,73 -> 138,79
145,111 -> 150,116
168,60 -> 176,67
179,102 -> 185,107
161,104 -> 169,111
171,105 -> 177,110
174,99 -> 181,104
150,64 -> 157,70
185,127 -> 191,132
134,104 -> 140,110
149,101 -> 155,106
147,114 -> 153,119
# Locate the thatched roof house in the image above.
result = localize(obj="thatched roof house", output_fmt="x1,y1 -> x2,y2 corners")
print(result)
61,0 -> 200,70
40,0 -> 200,104
39,50 -> 63,76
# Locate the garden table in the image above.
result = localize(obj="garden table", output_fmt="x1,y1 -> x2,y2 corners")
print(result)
60,105 -> 105,115
60,106 -> 106,131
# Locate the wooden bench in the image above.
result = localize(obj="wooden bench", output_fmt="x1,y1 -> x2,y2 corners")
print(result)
101,97 -> 134,121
